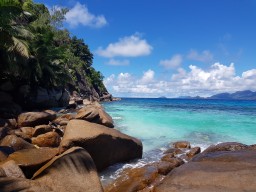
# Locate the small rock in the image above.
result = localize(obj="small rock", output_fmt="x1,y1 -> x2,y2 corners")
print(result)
32,132 -> 61,148
173,141 -> 191,149
163,148 -> 183,155
20,127 -> 34,138
32,125 -> 52,137
152,161 -> 177,175
161,156 -> 184,167
186,147 -> 201,158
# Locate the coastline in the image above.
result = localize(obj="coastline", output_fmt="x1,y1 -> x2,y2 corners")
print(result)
0,99 -> 256,191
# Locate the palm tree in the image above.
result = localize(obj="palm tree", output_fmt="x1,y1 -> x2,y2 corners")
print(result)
0,0 -> 32,79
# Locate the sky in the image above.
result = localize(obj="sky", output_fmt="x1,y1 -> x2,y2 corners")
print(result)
35,0 -> 256,97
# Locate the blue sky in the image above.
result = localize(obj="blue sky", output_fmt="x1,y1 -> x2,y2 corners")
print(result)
36,0 -> 256,97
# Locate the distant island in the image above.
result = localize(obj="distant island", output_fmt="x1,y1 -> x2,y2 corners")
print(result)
177,90 -> 256,100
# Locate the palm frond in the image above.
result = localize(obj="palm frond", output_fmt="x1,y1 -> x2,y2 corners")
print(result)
10,36 -> 30,58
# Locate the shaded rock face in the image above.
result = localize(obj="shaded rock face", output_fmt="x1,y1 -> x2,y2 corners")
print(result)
17,111 -> 56,127
32,147 -> 103,192
7,148 -> 58,178
0,147 -> 103,192
155,142 -> 256,192
60,120 -> 142,171
18,87 -> 70,109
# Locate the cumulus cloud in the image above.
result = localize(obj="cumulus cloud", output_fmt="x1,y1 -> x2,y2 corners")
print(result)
65,2 -> 107,28
140,69 -> 155,84
104,63 -> 256,97
106,59 -> 130,66
187,50 -> 213,63
159,54 -> 182,69
96,34 -> 153,58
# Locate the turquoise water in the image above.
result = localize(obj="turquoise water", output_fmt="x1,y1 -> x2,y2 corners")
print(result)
100,98 -> 256,182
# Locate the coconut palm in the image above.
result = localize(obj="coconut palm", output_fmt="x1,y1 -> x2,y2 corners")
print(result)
0,0 -> 32,79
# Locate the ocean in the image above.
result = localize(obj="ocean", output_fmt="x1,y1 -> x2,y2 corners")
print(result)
100,98 -> 256,184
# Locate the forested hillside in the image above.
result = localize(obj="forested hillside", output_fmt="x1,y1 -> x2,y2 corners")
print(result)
0,0 -> 111,113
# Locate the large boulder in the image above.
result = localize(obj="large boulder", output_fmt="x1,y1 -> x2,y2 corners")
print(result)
6,147 -> 58,178
17,111 -> 56,127
32,147 -> 103,192
155,144 -> 256,192
75,106 -> 114,128
60,120 -> 143,171
0,147 -> 103,192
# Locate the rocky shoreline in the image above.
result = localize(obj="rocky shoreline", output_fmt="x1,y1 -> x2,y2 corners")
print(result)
1,101 -> 256,191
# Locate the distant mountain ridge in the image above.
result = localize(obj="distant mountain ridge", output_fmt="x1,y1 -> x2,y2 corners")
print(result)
209,90 -> 256,100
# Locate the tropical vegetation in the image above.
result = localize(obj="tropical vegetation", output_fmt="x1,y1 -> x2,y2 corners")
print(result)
0,0 -> 107,94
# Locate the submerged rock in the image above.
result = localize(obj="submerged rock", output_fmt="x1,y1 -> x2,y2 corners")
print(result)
172,141 -> 191,149
60,119 -> 142,171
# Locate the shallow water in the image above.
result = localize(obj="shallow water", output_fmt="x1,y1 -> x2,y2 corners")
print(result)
100,98 -> 256,184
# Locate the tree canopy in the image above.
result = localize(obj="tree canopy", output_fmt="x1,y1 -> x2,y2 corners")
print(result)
0,0 -> 107,95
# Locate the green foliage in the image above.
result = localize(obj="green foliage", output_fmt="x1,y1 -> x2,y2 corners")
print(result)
0,0 -> 107,96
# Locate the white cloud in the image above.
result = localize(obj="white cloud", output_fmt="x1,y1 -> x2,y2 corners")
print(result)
140,69 -> 155,84
96,34 -> 153,58
187,50 -> 213,63
159,54 -> 182,69
65,2 -> 107,28
104,63 -> 256,98
106,59 -> 130,66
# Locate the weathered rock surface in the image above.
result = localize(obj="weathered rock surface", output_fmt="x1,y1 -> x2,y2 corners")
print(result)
75,106 -> 100,121
0,135 -> 35,151
20,127 -> 34,138
155,143 -> 256,192
32,132 -> 61,147
33,147 -> 103,192
32,124 -> 52,137
7,147 -> 58,178
186,147 -> 201,158
105,165 -> 159,192
0,147 -> 103,192
17,111 -> 56,127
0,160 -> 25,178
75,106 -> 114,128
60,119 -> 142,171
